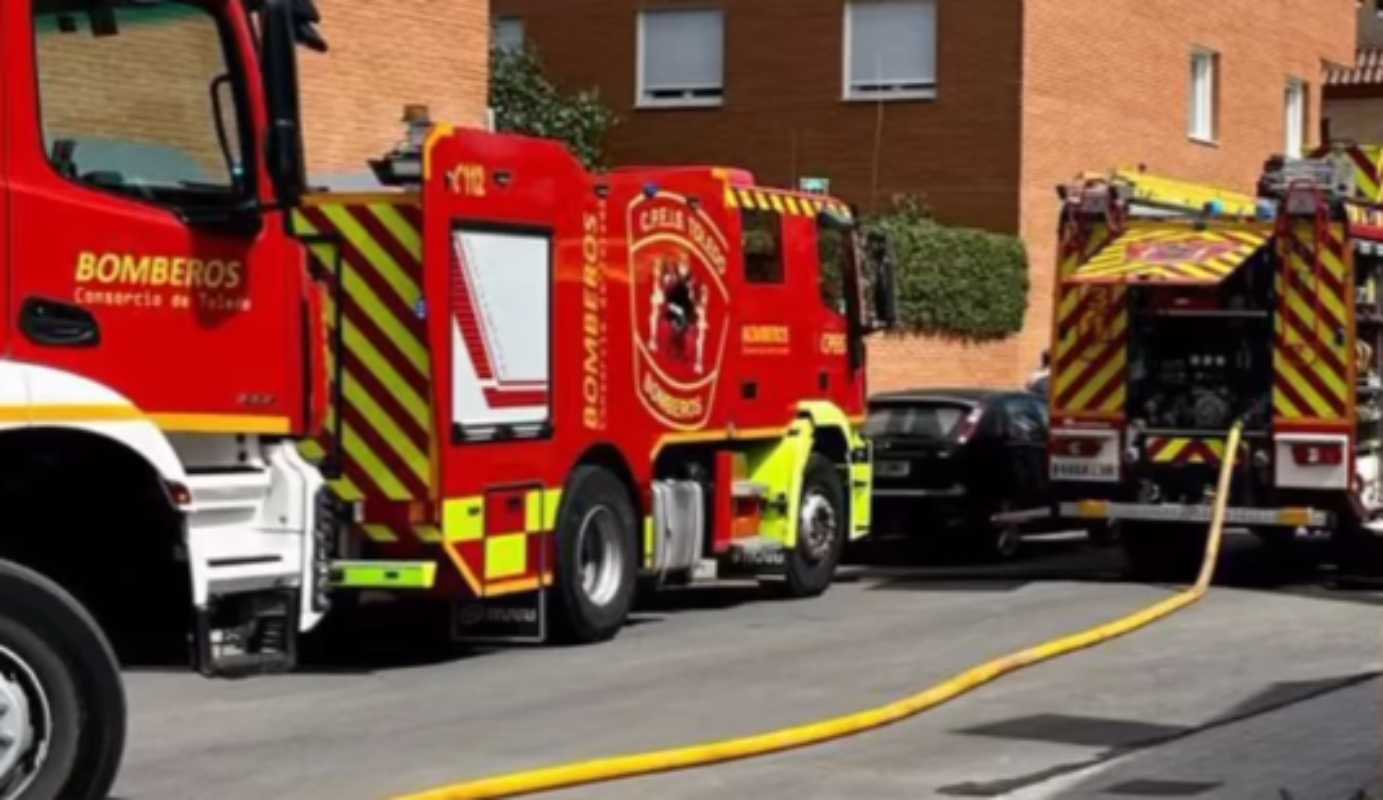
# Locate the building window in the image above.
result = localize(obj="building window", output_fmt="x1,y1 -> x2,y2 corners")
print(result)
1285,78 -> 1308,158
1189,49 -> 1219,143
494,17 -> 524,53
637,9 -> 724,108
844,0 -> 937,101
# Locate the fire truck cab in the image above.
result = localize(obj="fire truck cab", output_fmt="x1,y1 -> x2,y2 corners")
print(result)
0,0 -> 325,795
1046,152 -> 1383,579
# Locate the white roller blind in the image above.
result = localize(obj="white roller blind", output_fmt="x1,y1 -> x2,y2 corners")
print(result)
640,9 -> 724,103
1285,80 -> 1307,158
1189,50 -> 1217,141
847,0 -> 937,97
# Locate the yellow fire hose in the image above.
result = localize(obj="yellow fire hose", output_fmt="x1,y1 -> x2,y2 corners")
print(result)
398,423 -> 1244,800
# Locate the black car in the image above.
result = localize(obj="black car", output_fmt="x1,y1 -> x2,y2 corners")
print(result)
867,389 -> 1050,559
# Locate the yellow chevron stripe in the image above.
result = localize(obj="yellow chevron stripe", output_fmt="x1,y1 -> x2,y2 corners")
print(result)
769,194 -> 785,213
341,422 -> 413,500
1052,307 -> 1127,397
1153,439 -> 1189,463
1273,387 -> 1305,419
362,524 -> 399,544
1066,349 -> 1126,412
725,189 -> 739,208
371,203 -> 423,263
1277,262 -> 1344,332
1275,356 -> 1335,419
323,295 -> 431,427
299,218 -> 431,377
296,440 -> 367,501
784,196 -> 801,216
415,525 -> 444,544
738,189 -> 757,209
320,204 -> 423,310
1282,283 -> 1347,363
1097,383 -> 1125,415
754,191 -> 770,210
342,375 -> 431,485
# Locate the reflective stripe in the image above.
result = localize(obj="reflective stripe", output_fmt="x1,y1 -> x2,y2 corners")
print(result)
485,533 -> 527,579
361,524 -> 400,544
333,560 -> 436,589
444,497 -> 485,542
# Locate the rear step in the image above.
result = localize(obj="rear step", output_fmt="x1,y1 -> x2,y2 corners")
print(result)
193,590 -> 298,677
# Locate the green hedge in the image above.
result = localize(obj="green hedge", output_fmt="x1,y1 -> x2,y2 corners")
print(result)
864,200 -> 1030,340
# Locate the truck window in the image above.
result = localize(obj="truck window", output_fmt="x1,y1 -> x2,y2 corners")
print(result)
33,1 -> 247,206
742,210 -> 784,284
817,223 -> 847,314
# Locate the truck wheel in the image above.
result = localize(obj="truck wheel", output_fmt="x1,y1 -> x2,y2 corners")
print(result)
783,454 -> 847,598
1335,522 -> 1383,579
550,467 -> 638,644
0,562 -> 125,800
1121,522 -> 1206,583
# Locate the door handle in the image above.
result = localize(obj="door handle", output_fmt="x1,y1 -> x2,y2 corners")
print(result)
21,298 -> 100,348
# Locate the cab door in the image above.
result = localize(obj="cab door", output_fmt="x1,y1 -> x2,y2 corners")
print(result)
732,207 -> 795,426
7,1 -> 296,429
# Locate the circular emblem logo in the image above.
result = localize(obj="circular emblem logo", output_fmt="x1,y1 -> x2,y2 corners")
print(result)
627,193 -> 731,430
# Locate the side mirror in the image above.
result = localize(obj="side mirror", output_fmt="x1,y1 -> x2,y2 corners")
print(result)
260,0 -> 308,209
864,231 -> 900,331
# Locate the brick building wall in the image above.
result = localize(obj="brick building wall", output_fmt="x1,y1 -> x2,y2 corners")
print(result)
493,0 -> 1024,233
299,0 -> 490,184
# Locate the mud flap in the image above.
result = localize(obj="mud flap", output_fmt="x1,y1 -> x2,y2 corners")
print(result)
451,590 -> 547,643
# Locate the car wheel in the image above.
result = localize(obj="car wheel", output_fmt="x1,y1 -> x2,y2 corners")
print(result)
984,499 -> 1022,561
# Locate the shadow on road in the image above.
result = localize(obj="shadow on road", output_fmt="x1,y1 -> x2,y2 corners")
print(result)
846,528 -> 1383,606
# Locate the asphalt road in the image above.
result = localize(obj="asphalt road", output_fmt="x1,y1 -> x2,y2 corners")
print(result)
113,532 -> 1382,799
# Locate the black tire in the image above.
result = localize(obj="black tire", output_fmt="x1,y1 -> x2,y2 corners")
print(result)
1120,522 -> 1207,583
783,454 -> 847,598
1086,521 -> 1121,548
978,499 -> 1022,562
550,467 -> 639,644
0,561 -> 125,800
1335,522 -> 1383,579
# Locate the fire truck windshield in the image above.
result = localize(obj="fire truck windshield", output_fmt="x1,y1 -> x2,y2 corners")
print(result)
33,0 -> 250,208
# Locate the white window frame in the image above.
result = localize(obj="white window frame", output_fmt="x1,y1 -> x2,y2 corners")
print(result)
842,0 -> 938,103
635,9 -> 725,109
1285,77 -> 1308,159
494,16 -> 525,53
1189,48 -> 1219,144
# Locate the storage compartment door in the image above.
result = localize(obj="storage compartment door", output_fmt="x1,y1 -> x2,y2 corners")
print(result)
449,227 -> 551,440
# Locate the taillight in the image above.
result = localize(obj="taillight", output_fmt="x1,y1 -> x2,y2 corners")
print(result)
1052,436 -> 1103,458
954,408 -> 984,444
1291,442 -> 1344,466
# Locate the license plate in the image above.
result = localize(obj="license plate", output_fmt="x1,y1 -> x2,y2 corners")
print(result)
876,460 -> 911,478
1050,460 -> 1117,481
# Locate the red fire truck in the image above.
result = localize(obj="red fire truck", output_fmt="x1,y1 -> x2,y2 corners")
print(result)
1045,152 -> 1383,579
0,0 -> 893,793
0,0 -> 336,795
300,117 -> 894,642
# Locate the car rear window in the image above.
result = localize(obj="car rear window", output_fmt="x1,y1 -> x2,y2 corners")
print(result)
866,402 -> 972,441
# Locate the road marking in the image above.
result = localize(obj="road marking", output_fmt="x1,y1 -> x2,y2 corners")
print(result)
395,425 -> 1244,800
